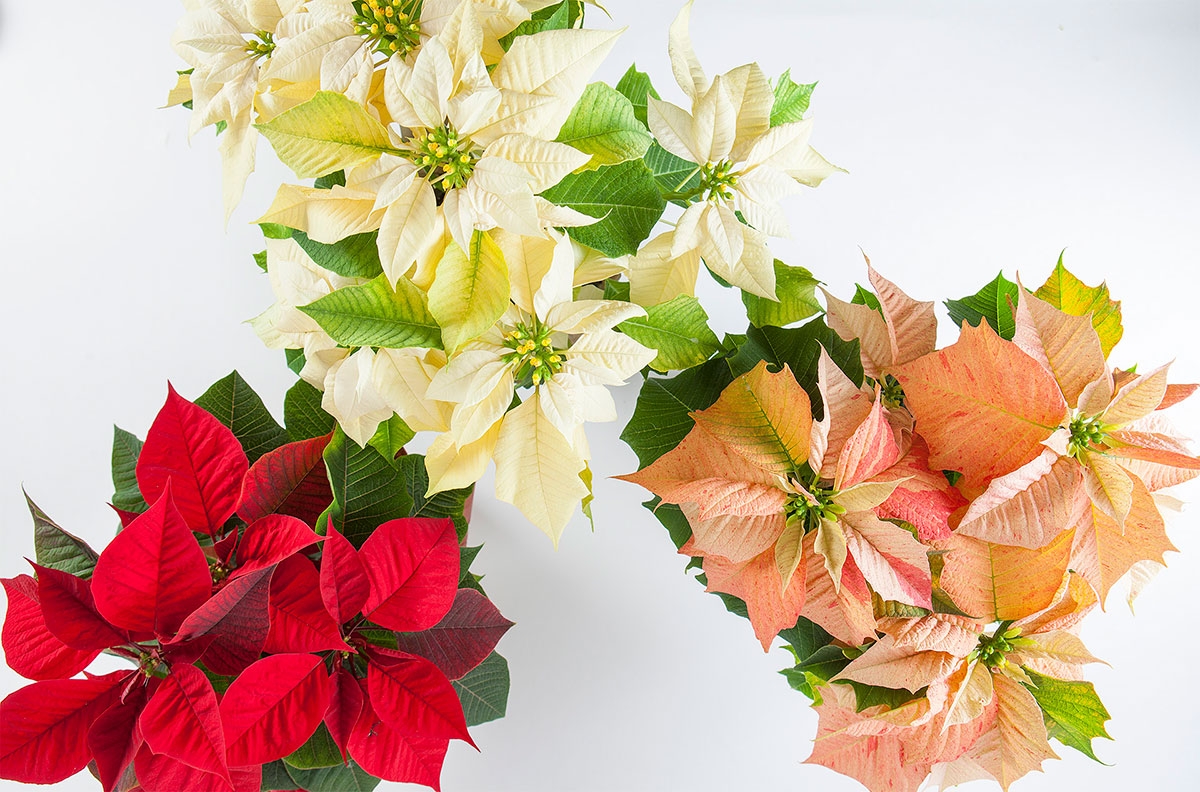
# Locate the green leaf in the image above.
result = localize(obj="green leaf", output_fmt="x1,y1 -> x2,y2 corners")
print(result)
556,82 -> 653,168
644,142 -> 700,205
779,618 -> 833,664
712,591 -> 749,620
367,414 -> 414,464
27,492 -> 99,578
643,497 -> 693,549
851,284 -> 882,314
257,91 -> 398,179
945,272 -> 1020,340
602,278 -> 630,302
1035,252 -> 1123,356
836,680 -> 926,713
742,261 -> 822,328
725,319 -> 864,416
540,159 -> 666,258
314,170 -> 347,189
618,295 -> 720,372
620,357 -> 733,467
111,426 -> 148,514
498,0 -> 571,50
614,63 -> 660,128
300,274 -> 442,350
195,371 -> 288,464
427,232 -> 509,354
285,380 -> 336,442
1023,669 -> 1113,763
252,250 -> 268,272
796,644 -> 852,682
284,723 -> 342,769
322,428 -> 415,547
780,667 -> 815,698
284,761 -> 381,792
262,761 -> 299,791
260,222 -> 292,240
292,230 -> 384,280
285,348 -> 307,376
452,652 -> 510,727
396,454 -> 473,540
771,70 -> 816,126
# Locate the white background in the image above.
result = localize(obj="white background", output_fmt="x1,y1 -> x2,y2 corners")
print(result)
2,1 -> 1199,790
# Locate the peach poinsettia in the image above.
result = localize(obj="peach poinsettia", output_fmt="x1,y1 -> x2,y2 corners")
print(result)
809,574 -> 1104,792
619,355 -> 960,648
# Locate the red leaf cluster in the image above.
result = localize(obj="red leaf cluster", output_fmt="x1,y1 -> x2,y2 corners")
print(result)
1,386 -> 511,791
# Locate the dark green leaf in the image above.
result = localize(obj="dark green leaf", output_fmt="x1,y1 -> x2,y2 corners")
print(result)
285,348 -> 307,376
796,644 -> 852,682
712,591 -> 749,620
395,455 -> 473,540
602,279 -> 630,301
540,159 -> 666,257
314,170 -> 347,189
285,380 -> 336,442
614,63 -> 660,127
284,761 -> 381,792
262,761 -> 299,791
27,491 -> 99,578
292,230 -> 384,280
779,618 -> 833,664
642,497 -> 693,550
1023,669 -> 1112,763
195,371 -> 288,464
111,426 -> 148,514
452,652 -> 510,727
835,680 -> 926,713
619,357 -> 733,468
779,667 -> 815,698
944,272 -> 1020,340
742,261 -> 822,328
321,428 -> 415,547
771,70 -> 817,126
499,0 -> 571,50
284,723 -> 342,769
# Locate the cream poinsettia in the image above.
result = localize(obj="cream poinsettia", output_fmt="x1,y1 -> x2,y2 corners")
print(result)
425,229 -> 656,543
172,0 -> 304,217
264,0 -> 538,105
636,1 -> 842,300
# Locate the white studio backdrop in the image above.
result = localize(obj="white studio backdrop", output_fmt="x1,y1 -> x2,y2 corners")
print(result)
1,1 -> 1198,790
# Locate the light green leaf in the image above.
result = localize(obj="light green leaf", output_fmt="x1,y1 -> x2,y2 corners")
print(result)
499,0 -> 572,50
257,91 -> 398,179
644,142 -> 700,205
252,250 -> 268,272
284,380 -> 335,442
556,82 -> 653,168
260,222 -> 292,240
27,492 -> 99,578
427,232 -> 509,354
618,295 -> 720,372
111,426 -> 147,514
742,261 -> 822,328
615,63 -> 660,127
195,371 -> 287,464
452,652 -> 510,727
292,230 -> 384,280
300,274 -> 442,350
1023,669 -> 1113,763
540,159 -> 666,258
1035,252 -> 1124,357
367,414 -> 415,464
321,427 -> 415,546
771,69 -> 817,126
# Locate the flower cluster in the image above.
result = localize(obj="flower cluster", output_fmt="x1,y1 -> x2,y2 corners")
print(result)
621,259 -> 1199,790
1,380 -> 510,791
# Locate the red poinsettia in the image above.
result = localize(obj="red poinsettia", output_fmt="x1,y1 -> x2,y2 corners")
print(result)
1,385 -> 511,791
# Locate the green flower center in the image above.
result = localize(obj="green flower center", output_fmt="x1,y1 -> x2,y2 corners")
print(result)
881,375 -> 906,409
354,0 -> 423,56
699,159 -> 740,203
972,625 -> 1022,669
1067,413 -> 1107,460
410,124 -> 481,191
503,321 -> 567,387
243,30 -> 275,59
785,484 -> 845,533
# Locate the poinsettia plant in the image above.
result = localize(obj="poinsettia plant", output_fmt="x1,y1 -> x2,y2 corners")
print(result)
620,258 -> 1200,790
1,376 -> 512,792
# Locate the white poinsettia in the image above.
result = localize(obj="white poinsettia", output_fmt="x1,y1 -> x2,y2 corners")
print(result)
172,0 -> 303,217
424,230 -> 657,543
264,0 -> 532,105
642,1 -> 842,299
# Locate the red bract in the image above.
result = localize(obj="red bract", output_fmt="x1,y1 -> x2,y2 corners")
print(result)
1,386 -> 510,791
